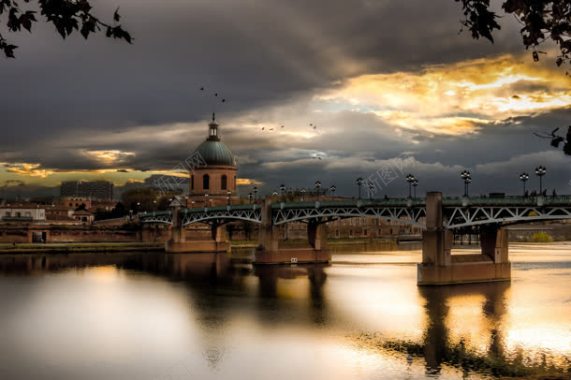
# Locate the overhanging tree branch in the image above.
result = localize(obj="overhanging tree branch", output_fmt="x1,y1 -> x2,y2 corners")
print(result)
0,0 -> 132,58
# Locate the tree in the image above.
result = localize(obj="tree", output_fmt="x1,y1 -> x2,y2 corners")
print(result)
456,0 -> 571,69
93,202 -> 127,221
0,0 -> 131,58
121,188 -> 158,213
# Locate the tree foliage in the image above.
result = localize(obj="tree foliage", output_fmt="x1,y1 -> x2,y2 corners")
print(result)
457,0 -> 571,68
121,187 -> 180,213
0,0 -> 131,58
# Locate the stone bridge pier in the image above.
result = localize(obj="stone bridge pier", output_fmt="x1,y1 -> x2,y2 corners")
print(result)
165,204 -> 230,254
417,192 -> 511,285
255,200 -> 331,265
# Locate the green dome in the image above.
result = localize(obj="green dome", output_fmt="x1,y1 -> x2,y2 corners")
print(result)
194,139 -> 236,167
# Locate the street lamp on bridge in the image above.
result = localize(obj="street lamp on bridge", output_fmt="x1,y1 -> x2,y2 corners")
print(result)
519,172 -> 529,196
329,185 -> 336,198
300,188 -> 306,201
356,177 -> 364,200
227,191 -> 232,206
460,170 -> 472,197
315,180 -> 322,200
535,165 -> 547,194
248,192 -> 253,204
280,184 -> 286,200
367,181 -> 375,200
252,186 -> 258,201
412,178 -> 419,198
406,174 -> 416,198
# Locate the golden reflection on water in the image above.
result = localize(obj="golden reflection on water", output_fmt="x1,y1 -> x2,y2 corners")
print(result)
0,244 -> 569,379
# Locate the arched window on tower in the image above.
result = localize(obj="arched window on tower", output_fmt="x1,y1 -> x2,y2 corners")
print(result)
203,174 -> 210,190
221,175 -> 227,190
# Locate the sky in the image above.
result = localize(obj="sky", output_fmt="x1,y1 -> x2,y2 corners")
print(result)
0,0 -> 570,198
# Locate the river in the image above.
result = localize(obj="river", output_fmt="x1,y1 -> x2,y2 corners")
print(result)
0,243 -> 569,379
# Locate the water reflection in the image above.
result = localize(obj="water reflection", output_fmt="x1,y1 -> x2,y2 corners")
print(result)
0,248 -> 569,379
420,283 -> 510,376
254,265 -> 328,326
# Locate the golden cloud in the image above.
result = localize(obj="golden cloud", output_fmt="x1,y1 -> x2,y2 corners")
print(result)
316,55 -> 571,135
2,162 -> 55,178
237,178 -> 263,186
82,149 -> 136,165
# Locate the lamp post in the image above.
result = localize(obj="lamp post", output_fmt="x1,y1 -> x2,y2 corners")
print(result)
412,178 -> 418,199
406,174 -> 416,198
248,192 -> 253,204
280,184 -> 286,199
519,172 -> 529,196
227,190 -> 232,206
329,185 -> 336,198
315,180 -> 321,200
252,186 -> 258,201
460,170 -> 472,197
301,188 -> 306,201
367,181 -> 375,200
204,193 -> 209,207
535,165 -> 546,194
356,177 -> 364,200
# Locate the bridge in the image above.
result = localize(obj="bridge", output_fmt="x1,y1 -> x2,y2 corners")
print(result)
140,193 -> 571,286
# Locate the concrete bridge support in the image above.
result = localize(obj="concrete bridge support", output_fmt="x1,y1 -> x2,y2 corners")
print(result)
417,192 -> 511,285
165,205 -> 230,253
255,200 -> 331,265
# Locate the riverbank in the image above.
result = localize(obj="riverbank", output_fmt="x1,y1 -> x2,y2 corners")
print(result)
0,242 -> 164,254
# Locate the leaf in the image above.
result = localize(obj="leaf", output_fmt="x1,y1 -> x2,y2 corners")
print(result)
20,11 -> 37,32
1,43 -> 17,58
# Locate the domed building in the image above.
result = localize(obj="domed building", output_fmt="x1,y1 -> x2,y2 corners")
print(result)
188,114 -> 237,207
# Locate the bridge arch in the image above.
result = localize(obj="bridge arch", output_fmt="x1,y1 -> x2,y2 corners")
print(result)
180,206 -> 262,227
271,203 -> 426,228
444,204 -> 571,229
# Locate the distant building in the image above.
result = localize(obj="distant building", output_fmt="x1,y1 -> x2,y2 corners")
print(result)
60,181 -> 114,200
0,205 -> 46,222
187,114 -> 237,207
275,217 -> 422,241
45,206 -> 74,221
71,210 -> 94,225
55,197 -> 93,210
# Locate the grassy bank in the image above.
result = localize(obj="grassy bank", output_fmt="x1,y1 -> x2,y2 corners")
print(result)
0,242 -> 164,254
356,334 -> 571,380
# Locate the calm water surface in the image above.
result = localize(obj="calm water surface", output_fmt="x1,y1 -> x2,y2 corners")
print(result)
0,243 -> 570,380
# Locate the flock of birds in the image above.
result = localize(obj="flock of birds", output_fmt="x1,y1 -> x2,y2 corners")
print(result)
260,123 -> 318,132
199,86 -> 325,160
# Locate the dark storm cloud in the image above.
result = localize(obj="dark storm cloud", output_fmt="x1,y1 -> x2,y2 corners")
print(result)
1,0 -> 568,198
0,0 -> 523,148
